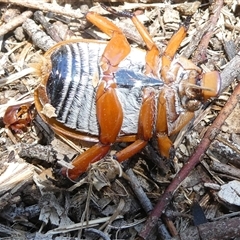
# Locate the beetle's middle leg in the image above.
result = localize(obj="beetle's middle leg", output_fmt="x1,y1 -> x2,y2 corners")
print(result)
115,88 -> 155,162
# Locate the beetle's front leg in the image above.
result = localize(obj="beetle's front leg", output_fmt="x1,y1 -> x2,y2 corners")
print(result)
156,87 -> 195,158
65,78 -> 123,180
157,68 -> 221,158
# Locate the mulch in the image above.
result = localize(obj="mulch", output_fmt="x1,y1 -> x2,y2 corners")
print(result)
0,0 -> 240,239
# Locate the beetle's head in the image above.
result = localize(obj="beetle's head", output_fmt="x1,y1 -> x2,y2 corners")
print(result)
180,70 -> 221,111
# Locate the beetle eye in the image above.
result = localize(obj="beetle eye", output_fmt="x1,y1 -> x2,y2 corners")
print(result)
196,78 -> 201,86
186,99 -> 201,111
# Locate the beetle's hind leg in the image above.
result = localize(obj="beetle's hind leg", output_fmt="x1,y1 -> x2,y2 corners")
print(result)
100,4 -> 160,77
86,11 -> 131,74
64,78 -> 124,180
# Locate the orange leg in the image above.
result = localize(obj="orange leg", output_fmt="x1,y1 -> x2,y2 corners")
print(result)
86,11 -> 131,74
99,4 -> 160,76
161,22 -> 189,84
65,12 -> 139,180
156,88 -> 175,158
130,15 -> 160,76
65,143 -> 110,180
155,87 -> 194,158
115,88 -> 155,162
66,79 -> 124,180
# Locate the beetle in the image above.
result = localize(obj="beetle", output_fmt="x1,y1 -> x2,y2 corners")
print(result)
34,5 -> 221,180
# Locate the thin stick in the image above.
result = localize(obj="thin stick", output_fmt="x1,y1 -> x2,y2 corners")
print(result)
191,0 -> 223,64
138,80 -> 240,239
0,67 -> 35,87
0,11 -> 33,37
125,169 -> 153,213
182,0 -> 223,60
0,0 -> 84,19
220,52 -> 240,92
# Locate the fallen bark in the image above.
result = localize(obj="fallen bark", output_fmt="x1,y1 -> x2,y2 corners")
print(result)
171,216 -> 240,240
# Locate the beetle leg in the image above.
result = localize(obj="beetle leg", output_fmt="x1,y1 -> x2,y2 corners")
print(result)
100,4 -> 160,77
155,85 -> 194,158
115,88 -> 155,162
130,16 -> 160,76
65,78 -> 123,180
161,19 -> 190,84
95,79 -> 124,145
156,88 -> 175,158
175,56 -> 202,73
86,12 -> 131,74
63,143 -> 110,180
168,111 -> 195,136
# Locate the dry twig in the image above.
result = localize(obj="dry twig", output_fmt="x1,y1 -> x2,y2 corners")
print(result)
0,0 -> 84,19
172,216 -> 240,240
182,0 -> 223,60
0,11 -> 33,37
125,169 -> 153,213
191,0 -> 223,64
220,51 -> 240,92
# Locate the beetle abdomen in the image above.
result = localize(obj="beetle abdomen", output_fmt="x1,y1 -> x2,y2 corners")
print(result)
46,42 -> 103,135
46,41 -> 159,136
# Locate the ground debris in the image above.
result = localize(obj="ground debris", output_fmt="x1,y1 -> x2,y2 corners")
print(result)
0,0 -> 240,239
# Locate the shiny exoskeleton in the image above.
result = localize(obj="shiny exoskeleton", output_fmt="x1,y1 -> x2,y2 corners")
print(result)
34,6 -> 221,180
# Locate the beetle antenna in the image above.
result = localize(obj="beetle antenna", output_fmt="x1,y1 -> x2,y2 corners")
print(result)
183,15 -> 192,29
186,83 -> 213,92
100,3 -> 133,18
